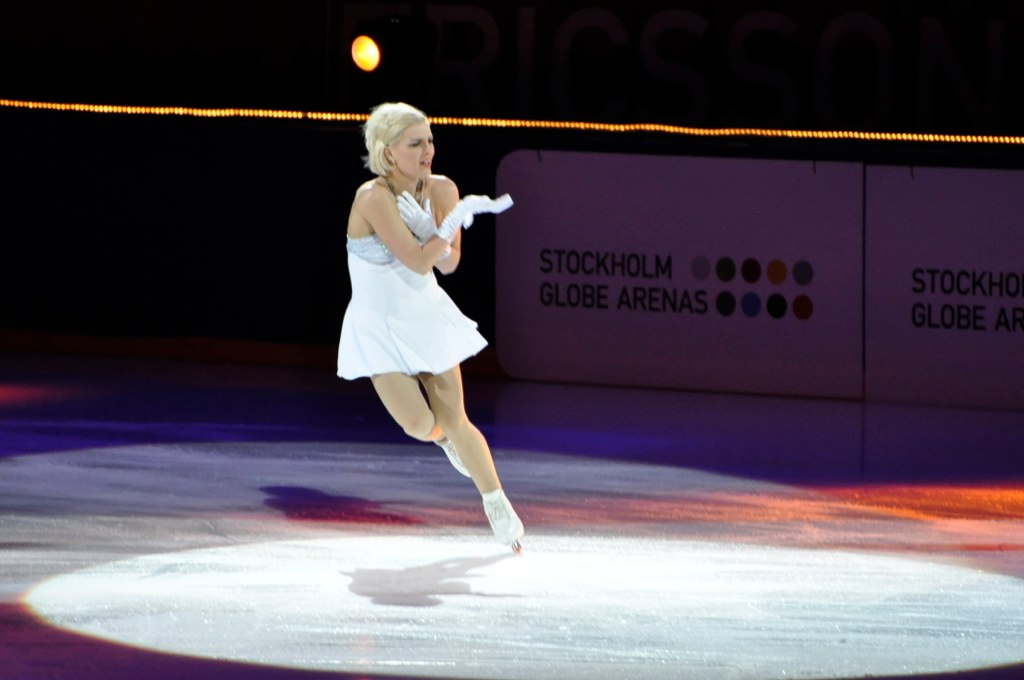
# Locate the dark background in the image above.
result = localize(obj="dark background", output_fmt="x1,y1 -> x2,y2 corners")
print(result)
2,0 -> 1023,367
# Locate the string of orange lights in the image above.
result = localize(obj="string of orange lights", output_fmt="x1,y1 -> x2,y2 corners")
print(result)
2,97 -> 1023,145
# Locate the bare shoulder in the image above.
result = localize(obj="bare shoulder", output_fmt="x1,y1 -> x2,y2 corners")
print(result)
348,179 -> 389,237
426,174 -> 459,204
353,179 -> 388,208
352,179 -> 394,219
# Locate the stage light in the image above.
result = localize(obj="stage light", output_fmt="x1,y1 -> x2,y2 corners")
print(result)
350,35 -> 380,72
345,15 -> 438,109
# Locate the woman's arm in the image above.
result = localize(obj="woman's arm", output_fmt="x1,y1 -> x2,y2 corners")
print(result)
429,176 -> 462,275
354,183 -> 451,275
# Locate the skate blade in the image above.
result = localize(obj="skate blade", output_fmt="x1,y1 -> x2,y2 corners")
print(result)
510,540 -> 523,555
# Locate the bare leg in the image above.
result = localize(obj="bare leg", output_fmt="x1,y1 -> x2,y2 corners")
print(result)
375,367 -> 523,550
370,372 -> 443,442
419,366 -> 501,494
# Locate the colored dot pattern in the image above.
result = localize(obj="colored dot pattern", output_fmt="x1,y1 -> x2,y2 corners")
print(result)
793,294 -> 814,320
793,260 -> 814,286
766,260 -> 787,284
716,291 -> 736,316
741,292 -> 761,317
741,258 -> 761,283
715,257 -> 736,283
766,294 -> 787,319
700,256 -> 815,320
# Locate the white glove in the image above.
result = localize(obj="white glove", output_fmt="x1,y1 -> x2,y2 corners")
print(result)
395,192 -> 435,244
437,193 -> 513,242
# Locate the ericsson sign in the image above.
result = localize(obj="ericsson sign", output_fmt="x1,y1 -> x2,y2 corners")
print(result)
339,1 -> 1021,133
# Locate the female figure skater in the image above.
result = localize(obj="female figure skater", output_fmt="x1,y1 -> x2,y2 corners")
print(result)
337,102 -> 524,553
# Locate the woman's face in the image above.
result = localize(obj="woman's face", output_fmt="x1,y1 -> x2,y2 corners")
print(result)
388,122 -> 434,181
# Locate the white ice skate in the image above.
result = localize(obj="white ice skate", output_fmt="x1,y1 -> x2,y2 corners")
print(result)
483,489 -> 524,554
435,437 -> 471,477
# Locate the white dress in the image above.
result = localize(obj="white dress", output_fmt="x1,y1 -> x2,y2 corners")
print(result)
337,234 -> 487,380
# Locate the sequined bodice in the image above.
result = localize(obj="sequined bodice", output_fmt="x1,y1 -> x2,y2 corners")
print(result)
346,233 -> 395,264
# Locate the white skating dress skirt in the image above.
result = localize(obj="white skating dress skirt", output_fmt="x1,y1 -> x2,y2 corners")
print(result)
337,234 -> 487,379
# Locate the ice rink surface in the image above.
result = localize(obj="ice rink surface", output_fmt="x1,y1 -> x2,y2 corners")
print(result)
2,353 -> 1023,680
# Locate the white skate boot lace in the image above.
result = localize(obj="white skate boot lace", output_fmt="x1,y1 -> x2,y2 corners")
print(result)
484,493 -> 521,541
485,495 -> 508,523
483,491 -> 524,553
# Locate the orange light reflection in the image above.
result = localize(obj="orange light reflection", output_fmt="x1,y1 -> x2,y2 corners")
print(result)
0,385 -> 76,407
820,484 -> 1024,521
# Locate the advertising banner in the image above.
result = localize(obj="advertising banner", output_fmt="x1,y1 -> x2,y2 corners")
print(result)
495,150 -> 863,398
866,166 -> 1024,410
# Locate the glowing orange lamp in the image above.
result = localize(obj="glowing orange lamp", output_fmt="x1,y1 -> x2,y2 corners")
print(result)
351,35 -> 381,72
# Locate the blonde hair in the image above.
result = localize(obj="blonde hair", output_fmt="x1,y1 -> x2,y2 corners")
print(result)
362,102 -> 429,176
